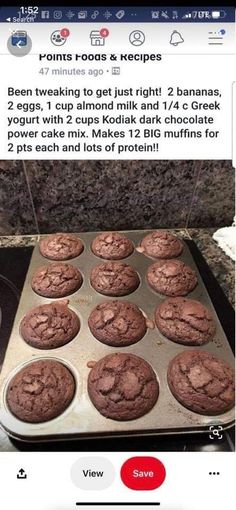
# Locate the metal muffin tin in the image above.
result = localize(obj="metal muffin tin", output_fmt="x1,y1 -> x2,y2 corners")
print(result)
0,230 -> 234,442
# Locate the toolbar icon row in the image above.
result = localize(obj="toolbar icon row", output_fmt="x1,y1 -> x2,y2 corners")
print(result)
40,10 -> 127,20
7,26 -> 227,56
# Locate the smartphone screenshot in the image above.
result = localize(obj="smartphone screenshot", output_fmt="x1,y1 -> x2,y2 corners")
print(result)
0,3 -> 235,509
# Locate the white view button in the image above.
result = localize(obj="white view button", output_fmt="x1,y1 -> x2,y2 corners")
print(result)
71,457 -> 116,490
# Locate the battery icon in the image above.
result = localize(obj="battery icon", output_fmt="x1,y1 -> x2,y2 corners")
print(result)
211,10 -> 227,19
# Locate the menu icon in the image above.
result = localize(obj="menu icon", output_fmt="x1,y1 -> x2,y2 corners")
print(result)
208,29 -> 225,45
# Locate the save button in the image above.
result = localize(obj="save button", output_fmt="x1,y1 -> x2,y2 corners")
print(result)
120,456 -> 166,490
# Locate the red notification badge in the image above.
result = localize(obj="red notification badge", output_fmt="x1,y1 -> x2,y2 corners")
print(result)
120,457 -> 166,490
100,27 -> 109,38
60,28 -> 70,38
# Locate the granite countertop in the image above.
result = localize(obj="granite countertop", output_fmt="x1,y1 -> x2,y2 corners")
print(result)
0,228 -> 234,307
187,228 -> 235,308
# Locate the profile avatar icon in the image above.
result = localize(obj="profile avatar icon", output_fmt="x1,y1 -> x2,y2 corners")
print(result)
129,30 -> 145,46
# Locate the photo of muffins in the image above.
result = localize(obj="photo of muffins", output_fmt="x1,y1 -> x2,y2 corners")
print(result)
91,231 -> 134,260
90,261 -> 140,296
6,360 -> 75,423
20,300 -> 80,349
167,350 -> 235,415
140,230 -> 183,259
88,300 -> 147,347
147,259 -> 197,296
88,353 -> 159,421
0,227 -> 234,444
39,233 -> 84,261
31,263 -> 83,298
155,297 -> 215,346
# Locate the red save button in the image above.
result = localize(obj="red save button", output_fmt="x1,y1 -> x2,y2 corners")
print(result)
120,457 -> 166,490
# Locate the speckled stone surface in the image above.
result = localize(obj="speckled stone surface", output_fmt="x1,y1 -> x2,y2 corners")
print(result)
0,235 -> 37,248
188,161 -> 235,227
24,160 -> 198,233
187,228 -> 235,307
0,160 -> 234,235
0,161 -> 38,235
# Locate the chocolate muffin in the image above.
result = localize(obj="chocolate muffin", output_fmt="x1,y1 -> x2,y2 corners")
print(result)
31,263 -> 83,298
39,233 -> 84,261
20,300 -> 80,349
147,259 -> 197,297
91,232 -> 134,260
6,359 -> 75,423
88,353 -> 159,420
90,261 -> 140,296
88,301 -> 147,347
155,297 -> 215,346
140,230 -> 183,259
167,350 -> 235,415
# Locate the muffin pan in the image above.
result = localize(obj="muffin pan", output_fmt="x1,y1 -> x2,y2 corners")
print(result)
0,230 -> 234,442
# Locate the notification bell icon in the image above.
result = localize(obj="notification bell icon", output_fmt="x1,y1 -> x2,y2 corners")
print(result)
170,30 -> 184,46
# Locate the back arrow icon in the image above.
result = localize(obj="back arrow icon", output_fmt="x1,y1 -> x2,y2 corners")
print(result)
16,40 -> 23,48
